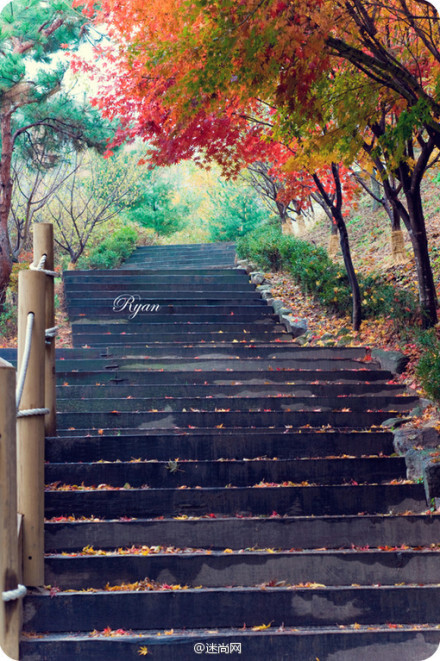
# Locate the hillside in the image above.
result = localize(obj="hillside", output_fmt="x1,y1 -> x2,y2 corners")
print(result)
259,171 -> 440,424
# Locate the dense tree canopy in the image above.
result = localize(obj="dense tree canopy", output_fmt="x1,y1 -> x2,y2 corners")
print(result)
0,0 -> 114,303
75,0 -> 440,326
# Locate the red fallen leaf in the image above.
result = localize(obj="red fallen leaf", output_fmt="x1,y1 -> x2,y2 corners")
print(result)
110,410 -> 120,414
208,513 -> 216,518
49,586 -> 60,598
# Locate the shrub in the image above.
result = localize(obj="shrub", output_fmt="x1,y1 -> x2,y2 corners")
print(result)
360,275 -> 419,326
78,226 -> 138,270
416,329 -> 440,403
237,225 -> 352,314
237,224 -> 418,322
237,224 -> 287,271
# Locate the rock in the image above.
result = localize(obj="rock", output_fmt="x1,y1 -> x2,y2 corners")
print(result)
393,425 -> 439,455
261,291 -> 273,301
381,417 -> 412,429
271,299 -> 285,313
410,405 -> 428,418
245,262 -> 259,274
281,315 -> 308,338
424,455 -> 440,500
250,271 -> 265,285
405,448 -> 434,481
371,348 -> 409,374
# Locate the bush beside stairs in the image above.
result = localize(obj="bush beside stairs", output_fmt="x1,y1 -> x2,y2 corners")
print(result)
10,242 -> 440,659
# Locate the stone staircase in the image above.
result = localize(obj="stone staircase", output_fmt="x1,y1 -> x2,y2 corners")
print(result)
14,242 -> 440,659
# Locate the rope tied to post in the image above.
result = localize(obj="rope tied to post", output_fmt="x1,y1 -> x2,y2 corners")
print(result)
16,312 -> 49,418
30,254 -> 59,343
2,584 -> 26,602
30,254 -> 58,278
16,312 -> 34,410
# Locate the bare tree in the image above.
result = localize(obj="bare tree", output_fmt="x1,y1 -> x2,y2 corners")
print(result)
9,145 -> 80,259
44,150 -> 142,265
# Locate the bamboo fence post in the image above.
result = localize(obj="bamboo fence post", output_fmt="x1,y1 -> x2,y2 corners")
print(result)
17,269 -> 46,587
0,359 -> 21,660
34,223 -> 56,436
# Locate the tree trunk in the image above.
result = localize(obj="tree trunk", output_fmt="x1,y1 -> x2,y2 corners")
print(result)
0,105 -> 14,306
328,220 -> 339,258
312,169 -> 362,330
334,209 -> 362,331
404,184 -> 437,327
371,170 -> 380,212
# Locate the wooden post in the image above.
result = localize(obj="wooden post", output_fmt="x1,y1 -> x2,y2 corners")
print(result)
0,359 -> 21,660
34,223 -> 56,436
17,269 -> 46,587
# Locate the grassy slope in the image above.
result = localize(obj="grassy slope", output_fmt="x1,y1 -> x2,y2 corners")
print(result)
301,170 -> 440,297
261,170 -> 440,423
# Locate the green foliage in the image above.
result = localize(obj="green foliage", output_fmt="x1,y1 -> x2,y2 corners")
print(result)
0,299 -> 17,340
78,226 -> 138,270
416,330 -> 440,403
360,275 -> 418,326
1,0 -> 115,163
237,223 -> 287,271
124,169 -> 190,237
237,225 -> 418,321
237,225 -> 352,313
207,180 -> 269,242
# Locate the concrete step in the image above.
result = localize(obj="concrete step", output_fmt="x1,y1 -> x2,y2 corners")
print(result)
56,409 -> 400,430
44,514 -> 440,553
55,383 -> 405,399
52,357 -> 377,371
45,457 -> 406,488
55,368 -> 395,385
44,547 -> 440,591
46,429 -> 396,461
56,394 -> 416,413
20,626 -> 440,661
64,288 -> 262,300
44,483 -> 426,518
22,585 -> 440,632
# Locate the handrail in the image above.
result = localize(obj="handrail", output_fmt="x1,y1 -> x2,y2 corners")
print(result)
0,223 -> 57,658
15,311 -> 34,410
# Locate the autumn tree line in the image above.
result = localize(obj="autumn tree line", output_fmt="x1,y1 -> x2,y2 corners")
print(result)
1,0 -> 440,332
